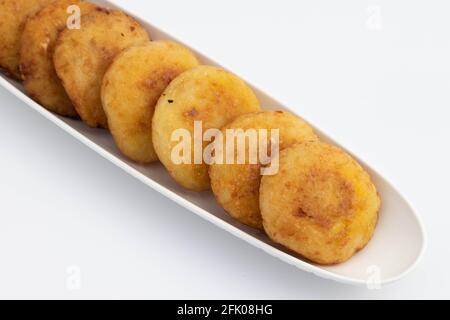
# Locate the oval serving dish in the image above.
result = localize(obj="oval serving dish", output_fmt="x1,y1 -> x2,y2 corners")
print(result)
0,0 -> 426,286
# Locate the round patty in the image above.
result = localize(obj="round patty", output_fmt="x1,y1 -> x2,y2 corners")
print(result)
53,8 -> 150,127
209,111 -> 318,229
152,65 -> 261,191
260,141 -> 380,264
20,0 -> 97,117
102,41 -> 199,163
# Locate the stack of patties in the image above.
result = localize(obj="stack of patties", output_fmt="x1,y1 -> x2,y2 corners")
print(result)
0,0 -> 381,265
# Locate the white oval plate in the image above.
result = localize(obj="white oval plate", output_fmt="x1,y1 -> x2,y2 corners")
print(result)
0,0 -> 426,286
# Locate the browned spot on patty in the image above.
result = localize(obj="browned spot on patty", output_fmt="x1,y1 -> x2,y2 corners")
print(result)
295,208 -> 308,218
184,108 -> 198,117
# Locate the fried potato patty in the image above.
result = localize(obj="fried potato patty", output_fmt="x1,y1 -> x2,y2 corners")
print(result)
0,0 -> 55,79
209,111 -> 318,229
152,66 -> 261,191
260,141 -> 380,264
101,41 -> 199,163
53,8 -> 150,128
20,0 -> 97,117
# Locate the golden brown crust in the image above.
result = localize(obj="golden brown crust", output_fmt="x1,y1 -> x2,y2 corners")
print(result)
0,0 -> 55,80
260,141 -> 381,264
152,66 -> 261,191
101,41 -> 199,163
209,111 -> 319,229
20,0 -> 97,117
53,8 -> 150,128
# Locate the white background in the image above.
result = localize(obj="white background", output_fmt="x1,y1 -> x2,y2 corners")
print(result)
0,0 -> 449,299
